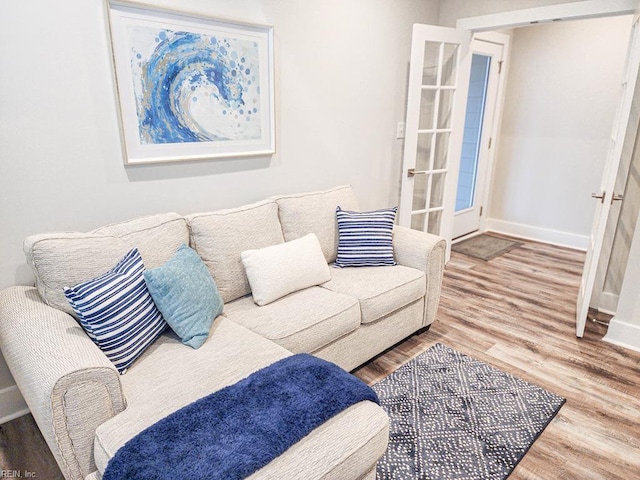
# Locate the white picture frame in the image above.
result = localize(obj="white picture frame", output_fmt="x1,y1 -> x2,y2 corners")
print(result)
107,1 -> 275,164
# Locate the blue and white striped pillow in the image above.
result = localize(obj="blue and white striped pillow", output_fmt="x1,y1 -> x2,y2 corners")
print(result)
64,248 -> 167,374
334,206 -> 397,267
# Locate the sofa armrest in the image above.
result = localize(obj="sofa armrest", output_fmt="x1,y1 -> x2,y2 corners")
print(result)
0,286 -> 125,480
392,226 -> 446,327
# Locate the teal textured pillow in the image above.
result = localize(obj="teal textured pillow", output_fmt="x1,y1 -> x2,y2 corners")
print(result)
144,244 -> 223,349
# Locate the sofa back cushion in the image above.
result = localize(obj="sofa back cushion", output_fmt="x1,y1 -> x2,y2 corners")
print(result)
24,213 -> 189,317
187,200 -> 284,303
273,185 -> 359,263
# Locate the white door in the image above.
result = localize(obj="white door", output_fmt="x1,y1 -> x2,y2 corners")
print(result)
452,38 -> 504,239
398,24 -> 472,260
576,8 -> 640,337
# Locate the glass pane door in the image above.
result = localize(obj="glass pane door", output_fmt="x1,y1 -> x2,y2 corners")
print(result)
456,54 -> 491,212
399,24 -> 471,261
411,42 -> 457,235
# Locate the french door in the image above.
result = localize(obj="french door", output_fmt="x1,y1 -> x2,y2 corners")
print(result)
398,24 -> 471,260
576,7 -> 640,337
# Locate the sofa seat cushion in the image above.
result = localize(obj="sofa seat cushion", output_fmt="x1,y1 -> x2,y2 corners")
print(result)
224,287 -> 360,353
322,265 -> 426,324
94,318 -> 291,474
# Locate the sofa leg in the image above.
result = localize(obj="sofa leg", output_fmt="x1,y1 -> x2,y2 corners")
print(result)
414,325 -> 431,337
350,324 -> 433,372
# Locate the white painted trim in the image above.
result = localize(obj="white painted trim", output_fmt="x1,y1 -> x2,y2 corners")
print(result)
603,318 -> 640,352
0,385 -> 29,424
485,218 -> 588,250
597,291 -> 619,315
457,0 -> 637,32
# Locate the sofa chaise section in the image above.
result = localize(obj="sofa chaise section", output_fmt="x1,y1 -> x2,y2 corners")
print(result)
92,317 -> 389,480
92,317 -> 292,474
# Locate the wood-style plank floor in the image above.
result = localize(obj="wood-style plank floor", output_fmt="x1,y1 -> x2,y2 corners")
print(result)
1,237 -> 639,479
354,237 -> 640,480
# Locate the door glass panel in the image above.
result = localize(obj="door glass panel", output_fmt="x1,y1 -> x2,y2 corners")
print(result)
437,89 -> 454,129
422,42 -> 440,85
415,133 -> 433,171
433,132 -> 450,170
455,54 -> 491,212
428,211 -> 442,235
399,24 -> 471,255
419,90 -> 437,130
441,43 -> 458,86
411,212 -> 426,231
412,175 -> 429,211
430,172 -> 446,208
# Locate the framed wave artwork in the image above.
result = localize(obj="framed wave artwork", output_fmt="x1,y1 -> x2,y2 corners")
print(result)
107,1 -> 275,164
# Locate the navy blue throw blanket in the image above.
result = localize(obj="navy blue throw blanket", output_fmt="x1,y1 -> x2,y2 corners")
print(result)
103,354 -> 379,480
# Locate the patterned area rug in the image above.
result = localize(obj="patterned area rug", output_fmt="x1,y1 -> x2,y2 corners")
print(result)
373,343 -> 565,480
451,234 -> 522,261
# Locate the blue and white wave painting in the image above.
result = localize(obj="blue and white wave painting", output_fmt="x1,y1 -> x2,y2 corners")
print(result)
128,26 -> 262,144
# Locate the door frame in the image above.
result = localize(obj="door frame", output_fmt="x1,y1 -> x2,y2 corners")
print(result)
456,0 -> 637,32
452,31 -> 510,240
454,1 -> 636,240
453,0 -> 638,338
451,1 -> 635,243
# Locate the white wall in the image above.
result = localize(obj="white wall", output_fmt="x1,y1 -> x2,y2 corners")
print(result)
486,15 -> 633,248
0,0 -> 438,411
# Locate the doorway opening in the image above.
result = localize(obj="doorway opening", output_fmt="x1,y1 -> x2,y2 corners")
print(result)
397,1 -> 639,336
454,2 -> 639,337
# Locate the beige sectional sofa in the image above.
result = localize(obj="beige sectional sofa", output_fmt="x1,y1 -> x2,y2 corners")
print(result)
0,185 -> 446,480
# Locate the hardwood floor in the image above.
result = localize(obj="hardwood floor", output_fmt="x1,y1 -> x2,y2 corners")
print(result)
1,237 -> 639,479
0,413 -> 64,479
354,238 -> 640,480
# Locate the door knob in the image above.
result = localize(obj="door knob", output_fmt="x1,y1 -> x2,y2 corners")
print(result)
591,192 -> 623,204
407,168 -> 427,177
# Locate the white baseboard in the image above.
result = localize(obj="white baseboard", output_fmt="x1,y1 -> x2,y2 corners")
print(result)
596,291 -> 619,315
603,318 -> 640,353
0,385 -> 29,424
485,219 -> 589,251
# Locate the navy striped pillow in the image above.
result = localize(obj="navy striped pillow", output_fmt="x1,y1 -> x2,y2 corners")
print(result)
334,206 -> 397,267
64,248 -> 167,374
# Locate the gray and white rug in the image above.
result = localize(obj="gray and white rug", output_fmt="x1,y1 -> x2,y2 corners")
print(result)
373,343 -> 565,480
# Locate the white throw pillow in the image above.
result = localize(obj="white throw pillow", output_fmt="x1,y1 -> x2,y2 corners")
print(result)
241,233 -> 331,306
